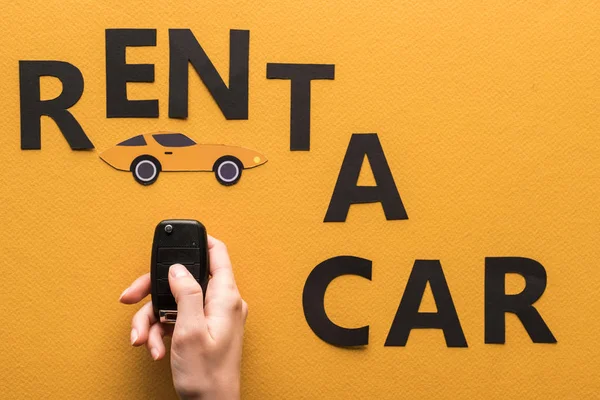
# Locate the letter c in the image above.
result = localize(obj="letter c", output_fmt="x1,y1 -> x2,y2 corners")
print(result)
302,255 -> 371,346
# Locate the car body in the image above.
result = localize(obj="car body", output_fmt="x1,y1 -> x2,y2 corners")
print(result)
99,132 -> 267,185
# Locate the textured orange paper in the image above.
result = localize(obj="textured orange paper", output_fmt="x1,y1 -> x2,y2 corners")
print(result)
0,1 -> 599,399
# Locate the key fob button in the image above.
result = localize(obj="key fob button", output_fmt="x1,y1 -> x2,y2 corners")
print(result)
157,279 -> 172,295
185,263 -> 201,276
157,263 -> 201,277
158,248 -> 200,264
158,294 -> 177,310
157,263 -> 170,277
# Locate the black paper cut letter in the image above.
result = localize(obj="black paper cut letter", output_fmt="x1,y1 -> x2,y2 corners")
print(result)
266,63 -> 334,151
106,29 -> 158,118
324,133 -> 408,222
385,260 -> 467,347
19,61 -> 93,150
169,29 -> 249,120
485,257 -> 557,344
303,256 -> 371,346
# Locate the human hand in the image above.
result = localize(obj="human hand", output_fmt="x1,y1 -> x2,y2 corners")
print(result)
119,235 -> 248,400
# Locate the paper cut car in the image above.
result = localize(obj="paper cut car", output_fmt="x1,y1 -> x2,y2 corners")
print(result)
99,132 -> 267,186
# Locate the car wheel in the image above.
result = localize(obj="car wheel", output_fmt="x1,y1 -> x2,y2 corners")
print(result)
131,156 -> 161,185
213,156 -> 243,186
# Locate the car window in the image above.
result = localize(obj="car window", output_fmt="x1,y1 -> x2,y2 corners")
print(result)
118,135 -> 147,146
152,133 -> 196,147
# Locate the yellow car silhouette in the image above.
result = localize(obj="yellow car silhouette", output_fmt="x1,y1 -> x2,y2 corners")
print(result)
99,132 -> 267,186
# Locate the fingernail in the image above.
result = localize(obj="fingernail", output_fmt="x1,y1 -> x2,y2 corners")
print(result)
130,329 -> 138,345
170,264 -> 189,278
151,348 -> 160,360
119,287 -> 129,301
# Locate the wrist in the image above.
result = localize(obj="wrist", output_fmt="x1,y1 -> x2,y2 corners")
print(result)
177,376 -> 240,400
179,388 -> 239,400
205,384 -> 240,400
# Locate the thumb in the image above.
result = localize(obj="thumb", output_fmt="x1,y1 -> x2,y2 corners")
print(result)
168,264 -> 207,332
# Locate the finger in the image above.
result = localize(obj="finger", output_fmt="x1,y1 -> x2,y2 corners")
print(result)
203,236 -> 244,340
146,323 -> 168,361
120,273 -> 151,304
130,301 -> 156,347
206,235 -> 238,293
168,264 -> 207,334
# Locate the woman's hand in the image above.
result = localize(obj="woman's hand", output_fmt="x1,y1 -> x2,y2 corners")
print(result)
119,235 -> 248,400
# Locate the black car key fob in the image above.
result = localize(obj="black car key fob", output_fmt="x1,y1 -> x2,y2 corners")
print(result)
151,220 -> 209,323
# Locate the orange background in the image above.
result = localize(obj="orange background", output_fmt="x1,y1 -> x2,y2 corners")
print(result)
0,1 -> 599,398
